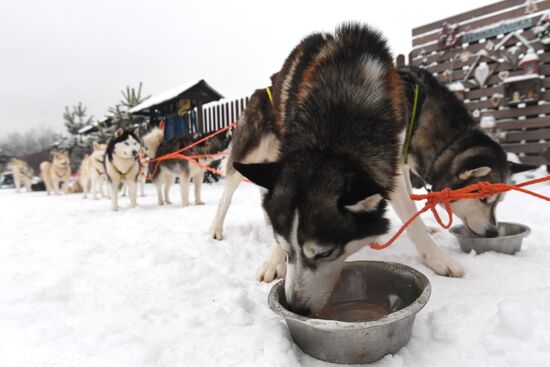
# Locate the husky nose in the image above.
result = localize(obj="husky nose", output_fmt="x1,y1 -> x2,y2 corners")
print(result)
484,228 -> 499,238
132,150 -> 138,157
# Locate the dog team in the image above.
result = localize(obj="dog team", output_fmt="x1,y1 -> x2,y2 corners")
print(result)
9,22 -> 534,315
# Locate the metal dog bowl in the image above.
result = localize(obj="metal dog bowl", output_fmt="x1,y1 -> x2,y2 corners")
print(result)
268,261 -> 431,364
450,222 -> 531,255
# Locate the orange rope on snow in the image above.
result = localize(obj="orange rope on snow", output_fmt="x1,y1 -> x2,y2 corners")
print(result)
369,175 -> 550,250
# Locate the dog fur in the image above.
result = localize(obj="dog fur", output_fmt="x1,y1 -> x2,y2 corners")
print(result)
143,127 -> 230,207
40,152 -> 71,195
9,158 -> 33,193
213,23 -> 463,316
104,128 -> 142,211
398,66 -> 511,237
80,142 -> 109,200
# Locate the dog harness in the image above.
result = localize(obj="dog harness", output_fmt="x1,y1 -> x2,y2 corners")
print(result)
266,87 -> 274,105
111,160 -> 137,180
402,84 -> 419,164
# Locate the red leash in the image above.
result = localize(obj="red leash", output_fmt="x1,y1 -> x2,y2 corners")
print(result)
148,122 -> 237,178
369,175 -> 550,250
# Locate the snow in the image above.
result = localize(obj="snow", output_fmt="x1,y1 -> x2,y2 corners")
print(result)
1,171 -> 550,366
519,49 -> 540,65
502,73 -> 541,83
447,81 -> 465,92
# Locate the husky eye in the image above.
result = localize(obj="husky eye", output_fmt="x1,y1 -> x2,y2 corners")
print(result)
315,249 -> 334,259
125,142 -> 130,146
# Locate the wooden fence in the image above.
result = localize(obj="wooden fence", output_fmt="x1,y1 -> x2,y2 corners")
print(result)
199,97 -> 249,134
409,0 -> 550,165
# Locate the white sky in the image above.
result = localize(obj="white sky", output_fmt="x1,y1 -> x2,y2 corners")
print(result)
0,0 -> 495,136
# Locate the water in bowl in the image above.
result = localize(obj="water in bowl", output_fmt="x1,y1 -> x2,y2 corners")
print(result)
312,300 -> 390,322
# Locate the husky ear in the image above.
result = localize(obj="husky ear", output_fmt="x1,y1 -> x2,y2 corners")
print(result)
114,128 -> 124,138
132,127 -> 140,138
508,161 -> 537,174
341,173 -> 385,213
345,193 -> 384,213
458,166 -> 492,180
233,161 -> 279,190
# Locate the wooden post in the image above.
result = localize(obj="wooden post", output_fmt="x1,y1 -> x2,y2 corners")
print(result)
396,54 -> 406,67
197,100 -> 204,133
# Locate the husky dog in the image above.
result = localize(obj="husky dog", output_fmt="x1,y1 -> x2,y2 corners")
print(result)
9,158 -> 33,193
40,152 -> 71,195
80,142 -> 109,200
138,148 -> 149,197
221,24 -> 463,315
104,128 -> 142,211
143,128 -> 230,207
398,66 -> 519,237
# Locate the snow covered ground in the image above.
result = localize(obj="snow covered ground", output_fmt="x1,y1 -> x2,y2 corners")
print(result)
0,171 -> 549,367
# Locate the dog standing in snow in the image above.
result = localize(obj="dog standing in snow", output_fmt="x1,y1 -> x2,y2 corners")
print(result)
143,128 -> 229,207
104,128 -> 142,211
40,152 -> 71,195
80,142 -> 109,200
9,158 -> 33,193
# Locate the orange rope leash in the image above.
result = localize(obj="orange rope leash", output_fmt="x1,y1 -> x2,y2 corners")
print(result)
148,122 -> 237,179
369,175 -> 550,250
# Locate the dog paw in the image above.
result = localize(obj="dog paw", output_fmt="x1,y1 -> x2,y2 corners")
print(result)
257,260 -> 286,283
210,227 -> 224,240
424,254 -> 464,277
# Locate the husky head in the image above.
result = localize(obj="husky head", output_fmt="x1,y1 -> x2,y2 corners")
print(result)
434,142 -> 510,238
235,155 -> 390,315
91,142 -> 107,160
52,151 -> 70,169
108,128 -> 141,160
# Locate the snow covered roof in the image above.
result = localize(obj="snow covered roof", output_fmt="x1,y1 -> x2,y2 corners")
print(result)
502,73 -> 540,83
448,81 -> 465,92
519,49 -> 540,65
129,79 -> 223,114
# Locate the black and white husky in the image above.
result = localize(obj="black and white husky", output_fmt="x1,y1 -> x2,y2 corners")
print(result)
211,24 -> 463,316
104,128 -> 142,211
398,66 -> 533,237
143,128 -> 230,207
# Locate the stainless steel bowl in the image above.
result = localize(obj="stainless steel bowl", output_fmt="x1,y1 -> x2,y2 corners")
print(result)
450,222 -> 531,255
268,261 -> 431,364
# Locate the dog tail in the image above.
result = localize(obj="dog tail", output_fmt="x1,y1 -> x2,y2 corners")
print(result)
143,128 -> 164,158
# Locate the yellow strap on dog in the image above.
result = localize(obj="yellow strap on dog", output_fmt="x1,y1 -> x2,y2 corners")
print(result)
112,162 -> 136,180
266,87 -> 273,106
403,84 -> 419,164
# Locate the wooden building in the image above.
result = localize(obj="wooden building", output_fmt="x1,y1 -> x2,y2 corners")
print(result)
130,79 -> 223,136
408,0 -> 550,166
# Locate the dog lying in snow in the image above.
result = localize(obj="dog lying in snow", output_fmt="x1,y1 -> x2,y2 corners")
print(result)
143,128 -> 230,207
9,158 -> 33,193
40,152 -> 71,195
104,128 -> 142,211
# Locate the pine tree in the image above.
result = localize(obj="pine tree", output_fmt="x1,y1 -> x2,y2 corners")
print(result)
62,102 -> 95,171
107,82 -> 150,133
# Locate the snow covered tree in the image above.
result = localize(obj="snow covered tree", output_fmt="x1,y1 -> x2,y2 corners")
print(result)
64,102 -> 93,135
107,82 -> 150,132
62,102 -> 95,171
